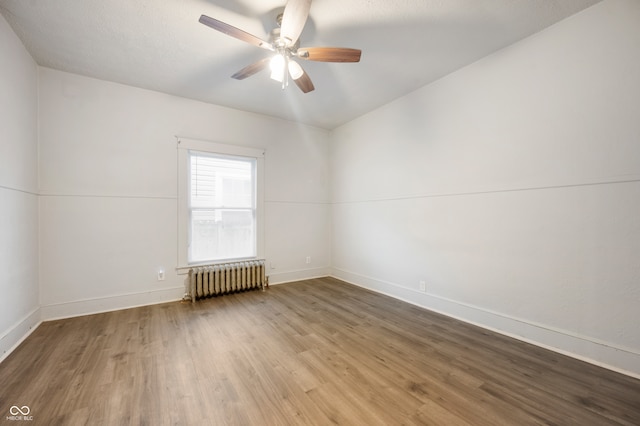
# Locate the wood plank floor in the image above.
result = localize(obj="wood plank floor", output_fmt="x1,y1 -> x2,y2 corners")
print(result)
1,277 -> 639,425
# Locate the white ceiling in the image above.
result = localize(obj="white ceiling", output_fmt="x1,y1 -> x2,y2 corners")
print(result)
0,0 -> 601,129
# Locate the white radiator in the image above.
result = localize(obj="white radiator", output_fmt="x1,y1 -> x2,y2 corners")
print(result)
187,260 -> 266,302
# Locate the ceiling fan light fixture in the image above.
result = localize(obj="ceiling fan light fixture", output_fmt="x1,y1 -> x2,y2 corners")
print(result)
269,54 -> 286,82
288,60 -> 304,80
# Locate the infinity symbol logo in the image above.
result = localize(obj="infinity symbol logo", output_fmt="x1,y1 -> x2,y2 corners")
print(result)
9,405 -> 30,415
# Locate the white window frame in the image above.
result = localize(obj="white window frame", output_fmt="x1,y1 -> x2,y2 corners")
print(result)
177,137 -> 265,268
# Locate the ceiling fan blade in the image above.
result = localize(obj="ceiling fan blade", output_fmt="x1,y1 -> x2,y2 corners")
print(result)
199,15 -> 273,51
297,47 -> 361,62
231,57 -> 271,80
293,68 -> 315,93
280,0 -> 311,46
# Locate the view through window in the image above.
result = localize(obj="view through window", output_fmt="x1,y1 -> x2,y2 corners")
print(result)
189,151 -> 256,263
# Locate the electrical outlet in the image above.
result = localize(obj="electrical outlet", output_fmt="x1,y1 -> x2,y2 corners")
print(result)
157,269 -> 165,281
419,280 -> 426,292
305,256 -> 311,264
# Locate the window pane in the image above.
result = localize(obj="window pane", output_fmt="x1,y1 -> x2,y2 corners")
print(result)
190,154 -> 254,209
190,209 -> 256,262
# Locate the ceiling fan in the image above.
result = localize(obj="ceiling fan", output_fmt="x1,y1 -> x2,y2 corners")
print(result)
199,0 -> 361,94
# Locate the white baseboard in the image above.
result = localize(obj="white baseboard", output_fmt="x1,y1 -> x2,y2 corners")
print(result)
41,286 -> 185,321
331,268 -> 640,379
268,266 -> 332,285
0,307 -> 42,364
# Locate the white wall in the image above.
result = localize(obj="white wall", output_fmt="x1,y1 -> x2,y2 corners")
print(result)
0,14 -> 40,361
330,0 -> 640,376
38,68 -> 331,319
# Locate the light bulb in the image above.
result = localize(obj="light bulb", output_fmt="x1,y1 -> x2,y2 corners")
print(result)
269,54 -> 285,82
288,60 -> 304,80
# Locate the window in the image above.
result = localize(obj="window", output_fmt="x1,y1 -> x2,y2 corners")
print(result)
178,138 -> 264,267
189,152 -> 256,262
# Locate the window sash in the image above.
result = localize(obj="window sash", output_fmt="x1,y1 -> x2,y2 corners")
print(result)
189,151 -> 256,210
188,208 -> 256,263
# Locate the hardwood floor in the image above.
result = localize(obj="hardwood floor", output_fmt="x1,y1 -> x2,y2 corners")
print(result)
1,277 -> 639,425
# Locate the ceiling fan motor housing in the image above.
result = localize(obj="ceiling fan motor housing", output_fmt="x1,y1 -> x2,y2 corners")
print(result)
270,27 -> 300,51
